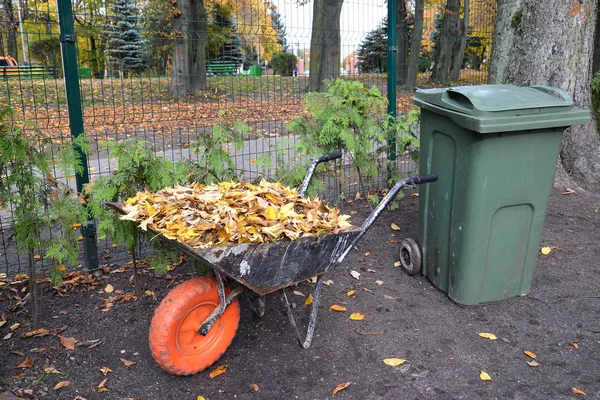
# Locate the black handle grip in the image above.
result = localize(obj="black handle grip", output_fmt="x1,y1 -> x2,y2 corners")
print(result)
316,151 -> 343,163
413,174 -> 438,184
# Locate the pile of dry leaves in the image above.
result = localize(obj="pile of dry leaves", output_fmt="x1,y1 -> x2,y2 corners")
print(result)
120,180 -> 352,248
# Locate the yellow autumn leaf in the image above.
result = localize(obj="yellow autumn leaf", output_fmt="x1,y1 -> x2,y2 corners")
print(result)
478,332 -> 497,340
540,247 -> 552,255
97,378 -> 109,392
393,261 -> 401,267
53,381 -> 70,390
524,350 -> 536,359
209,364 -> 229,378
347,290 -> 356,297
197,397 -> 206,400
305,294 -> 314,305
0,321 -> 5,328
571,387 -> 586,396
364,251 -> 371,256
99,366 -> 112,376
383,358 -> 407,366
349,313 -> 365,321
104,284 -> 114,293
479,371 -> 492,381
70,223 -> 82,229
330,305 -> 347,312
332,382 -> 351,398
390,223 -> 401,231
571,343 -> 579,349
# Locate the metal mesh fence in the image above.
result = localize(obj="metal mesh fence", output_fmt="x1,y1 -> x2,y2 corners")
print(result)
0,0 -> 495,278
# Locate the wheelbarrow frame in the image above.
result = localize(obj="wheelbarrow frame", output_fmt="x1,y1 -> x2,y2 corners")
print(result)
107,152 -> 437,350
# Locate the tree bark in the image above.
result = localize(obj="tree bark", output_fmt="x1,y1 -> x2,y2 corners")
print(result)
169,0 -> 207,95
309,0 -> 343,92
489,0 -> 600,190
3,0 -> 19,60
450,0 -> 469,80
594,3 -> 600,74
396,0 -> 409,85
406,0 -> 424,91
430,0 -> 460,84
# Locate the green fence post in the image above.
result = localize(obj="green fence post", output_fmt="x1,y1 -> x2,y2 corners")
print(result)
387,0 -> 398,167
57,0 -> 99,272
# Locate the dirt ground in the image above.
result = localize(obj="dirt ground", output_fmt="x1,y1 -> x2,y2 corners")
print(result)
1,187 -> 599,400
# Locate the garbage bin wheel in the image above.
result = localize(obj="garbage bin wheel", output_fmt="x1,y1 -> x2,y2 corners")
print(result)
149,276 -> 240,375
399,238 -> 421,276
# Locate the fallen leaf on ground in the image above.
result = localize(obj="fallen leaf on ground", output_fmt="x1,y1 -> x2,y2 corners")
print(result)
304,294 -> 314,305
383,358 -> 407,366
323,279 -> 334,286
350,270 -> 360,280
293,290 -> 305,297
393,261 -> 401,267
410,193 -> 419,197
3,333 -> 13,340
571,343 -> 579,349
390,223 -> 401,231
367,269 -> 377,273
97,378 -> 109,392
209,364 -> 229,378
30,347 -> 46,353
197,397 -> 206,400
10,323 -> 19,331
0,321 -> 5,328
479,371 -> 492,381
349,313 -> 365,321
99,366 -> 112,376
104,284 -> 114,293
13,371 -> 27,379
71,223 -> 82,229
347,290 -> 356,297
59,336 -> 78,350
144,290 -> 155,297
53,381 -> 70,390
540,247 -> 552,255
364,251 -> 371,257
332,382 -> 351,398
375,280 -> 384,285
383,295 -> 396,300
527,360 -> 540,367
44,367 -> 63,375
524,350 -> 536,359
330,305 -> 347,312
21,328 -> 49,338
14,359 -> 34,369
120,358 -> 136,367
571,387 -> 586,396
562,188 -> 576,195
478,332 -> 497,340
251,383 -> 259,392
362,288 -> 373,293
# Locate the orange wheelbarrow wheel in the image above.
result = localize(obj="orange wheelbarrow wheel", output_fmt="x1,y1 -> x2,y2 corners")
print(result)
149,276 -> 240,375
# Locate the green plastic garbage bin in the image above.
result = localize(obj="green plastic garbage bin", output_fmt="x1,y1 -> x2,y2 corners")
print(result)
249,65 -> 262,76
412,84 -> 590,306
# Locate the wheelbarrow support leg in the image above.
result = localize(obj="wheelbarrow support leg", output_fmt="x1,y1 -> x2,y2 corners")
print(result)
198,271 -> 245,336
282,274 -> 324,349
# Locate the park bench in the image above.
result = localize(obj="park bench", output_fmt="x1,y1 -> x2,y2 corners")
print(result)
0,65 -> 58,80
207,61 -> 238,76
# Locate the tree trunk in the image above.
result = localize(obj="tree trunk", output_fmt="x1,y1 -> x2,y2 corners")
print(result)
450,0 -> 469,80
489,0 -> 600,190
3,0 -> 19,60
309,0 -> 343,92
396,0 -> 409,85
169,0 -> 207,95
430,0 -> 460,84
406,0 -> 424,91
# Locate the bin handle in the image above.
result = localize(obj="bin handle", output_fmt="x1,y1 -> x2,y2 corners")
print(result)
529,85 -> 573,104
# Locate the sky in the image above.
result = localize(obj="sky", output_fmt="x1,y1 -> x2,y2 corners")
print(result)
270,0 -> 387,60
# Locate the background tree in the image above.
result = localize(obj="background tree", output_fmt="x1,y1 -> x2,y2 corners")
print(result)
270,50 -> 296,75
169,0 -> 208,95
489,0 -> 599,189
357,19 -> 387,73
430,0 -> 460,84
308,0 -> 343,92
450,0 -> 468,80
396,0 -> 409,85
106,0 -> 147,77
406,0 -> 424,91
269,3 -> 288,51
74,0 -> 108,78
209,2 -> 244,64
2,0 -> 19,60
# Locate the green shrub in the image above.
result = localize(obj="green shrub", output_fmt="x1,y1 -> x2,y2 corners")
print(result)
270,51 -> 297,76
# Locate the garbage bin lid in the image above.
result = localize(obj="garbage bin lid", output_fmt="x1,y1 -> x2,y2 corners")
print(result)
413,84 -> 591,133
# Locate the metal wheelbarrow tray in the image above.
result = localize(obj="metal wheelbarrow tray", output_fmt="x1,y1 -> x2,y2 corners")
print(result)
106,152 -> 437,376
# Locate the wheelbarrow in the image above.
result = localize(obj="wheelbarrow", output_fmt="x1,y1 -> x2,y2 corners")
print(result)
107,152 -> 437,376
